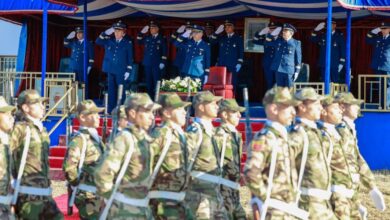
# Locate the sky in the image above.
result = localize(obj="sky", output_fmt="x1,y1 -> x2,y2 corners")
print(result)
0,20 -> 21,56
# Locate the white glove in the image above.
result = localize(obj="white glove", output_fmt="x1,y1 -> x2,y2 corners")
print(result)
358,205 -> 368,220
67,31 -> 76,39
215,24 -> 224,34
236,64 -> 242,72
293,72 -> 299,81
370,187 -> 386,211
177,25 -> 186,34
203,75 -> 208,84
105,27 -> 115,35
314,22 -> 325,31
182,29 -> 192,38
87,66 -> 91,75
124,72 -> 130,80
159,63 -> 165,70
141,25 -> 149,34
338,64 -> 343,72
271,27 -> 282,36
259,27 -> 270,36
371,27 -> 381,35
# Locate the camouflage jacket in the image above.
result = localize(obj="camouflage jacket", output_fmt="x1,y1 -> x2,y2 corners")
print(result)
150,121 -> 190,192
214,123 -> 242,183
94,125 -> 154,199
289,118 -> 332,191
319,122 -> 357,191
336,119 -> 376,190
63,127 -> 106,186
245,121 -> 299,202
186,118 -> 221,195
10,117 -> 51,187
0,131 -> 11,195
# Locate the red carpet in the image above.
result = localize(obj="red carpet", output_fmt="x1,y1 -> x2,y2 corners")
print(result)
54,193 -> 80,219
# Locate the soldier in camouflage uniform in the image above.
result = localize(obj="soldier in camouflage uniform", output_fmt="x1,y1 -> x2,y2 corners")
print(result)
335,93 -> 386,219
214,99 -> 246,220
94,93 -> 161,219
10,90 -> 63,219
245,87 -> 308,220
149,93 -> 192,219
63,100 -> 106,219
318,95 -> 357,220
0,97 -> 16,220
184,91 -> 228,219
289,88 -> 337,220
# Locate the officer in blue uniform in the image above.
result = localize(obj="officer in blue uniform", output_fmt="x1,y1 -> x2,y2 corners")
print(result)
265,23 -> 302,88
311,19 -> 346,83
64,27 -> 94,83
137,21 -> 168,98
204,22 -> 218,66
101,35 -> 112,75
171,21 -> 192,78
173,25 -> 210,85
96,20 -> 133,112
253,22 -> 281,90
210,20 -> 244,90
366,22 -> 390,109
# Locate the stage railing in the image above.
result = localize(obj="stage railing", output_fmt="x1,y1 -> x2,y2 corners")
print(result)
294,82 -> 348,96
0,71 -> 83,135
358,75 -> 390,112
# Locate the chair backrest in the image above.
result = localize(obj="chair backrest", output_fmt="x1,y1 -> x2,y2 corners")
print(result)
296,63 -> 310,83
207,66 -> 227,85
226,71 -> 232,85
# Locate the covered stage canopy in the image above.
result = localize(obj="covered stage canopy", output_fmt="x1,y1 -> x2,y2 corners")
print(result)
62,0 -> 390,20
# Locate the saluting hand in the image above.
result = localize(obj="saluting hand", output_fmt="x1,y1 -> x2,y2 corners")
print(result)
105,27 -> 115,35
67,31 -> 76,39
314,22 -> 325,31
177,25 -> 186,34
371,27 -> 381,35
141,25 -> 149,34
271,27 -> 282,36
258,27 -> 270,36
215,24 -> 224,34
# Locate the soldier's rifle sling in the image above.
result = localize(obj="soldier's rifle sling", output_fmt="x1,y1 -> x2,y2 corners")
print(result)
243,88 -> 252,147
11,126 -> 31,205
219,133 -> 228,173
99,131 -> 135,220
295,127 -> 309,204
185,79 -> 192,128
68,134 -> 88,208
109,85 -> 124,143
147,131 -> 173,190
154,81 -> 161,102
102,93 -> 109,143
259,132 -> 278,220
187,123 -> 203,173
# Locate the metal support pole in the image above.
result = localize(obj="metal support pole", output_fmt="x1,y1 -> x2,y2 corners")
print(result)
41,0 -> 48,96
83,0 -> 88,98
346,10 -> 352,91
325,0 -> 333,94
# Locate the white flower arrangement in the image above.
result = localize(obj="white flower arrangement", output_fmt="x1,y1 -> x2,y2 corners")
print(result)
161,77 -> 201,92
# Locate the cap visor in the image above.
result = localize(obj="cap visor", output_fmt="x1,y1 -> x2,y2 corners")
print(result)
144,103 -> 162,111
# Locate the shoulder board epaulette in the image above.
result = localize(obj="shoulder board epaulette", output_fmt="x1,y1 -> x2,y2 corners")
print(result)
336,123 -> 346,129
254,128 -> 268,139
186,123 -> 199,133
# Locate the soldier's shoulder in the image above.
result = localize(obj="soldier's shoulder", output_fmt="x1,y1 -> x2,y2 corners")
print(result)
253,128 -> 270,140
13,121 -> 28,131
151,125 -> 169,138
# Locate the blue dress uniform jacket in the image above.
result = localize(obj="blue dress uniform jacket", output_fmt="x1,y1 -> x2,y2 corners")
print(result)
265,34 -> 302,87
366,32 -> 390,72
63,38 -> 94,82
253,32 -> 276,89
311,30 -> 346,83
210,33 -> 244,89
96,33 -> 133,112
101,35 -> 112,73
173,37 -> 210,81
137,33 -> 168,97
171,33 -> 188,76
